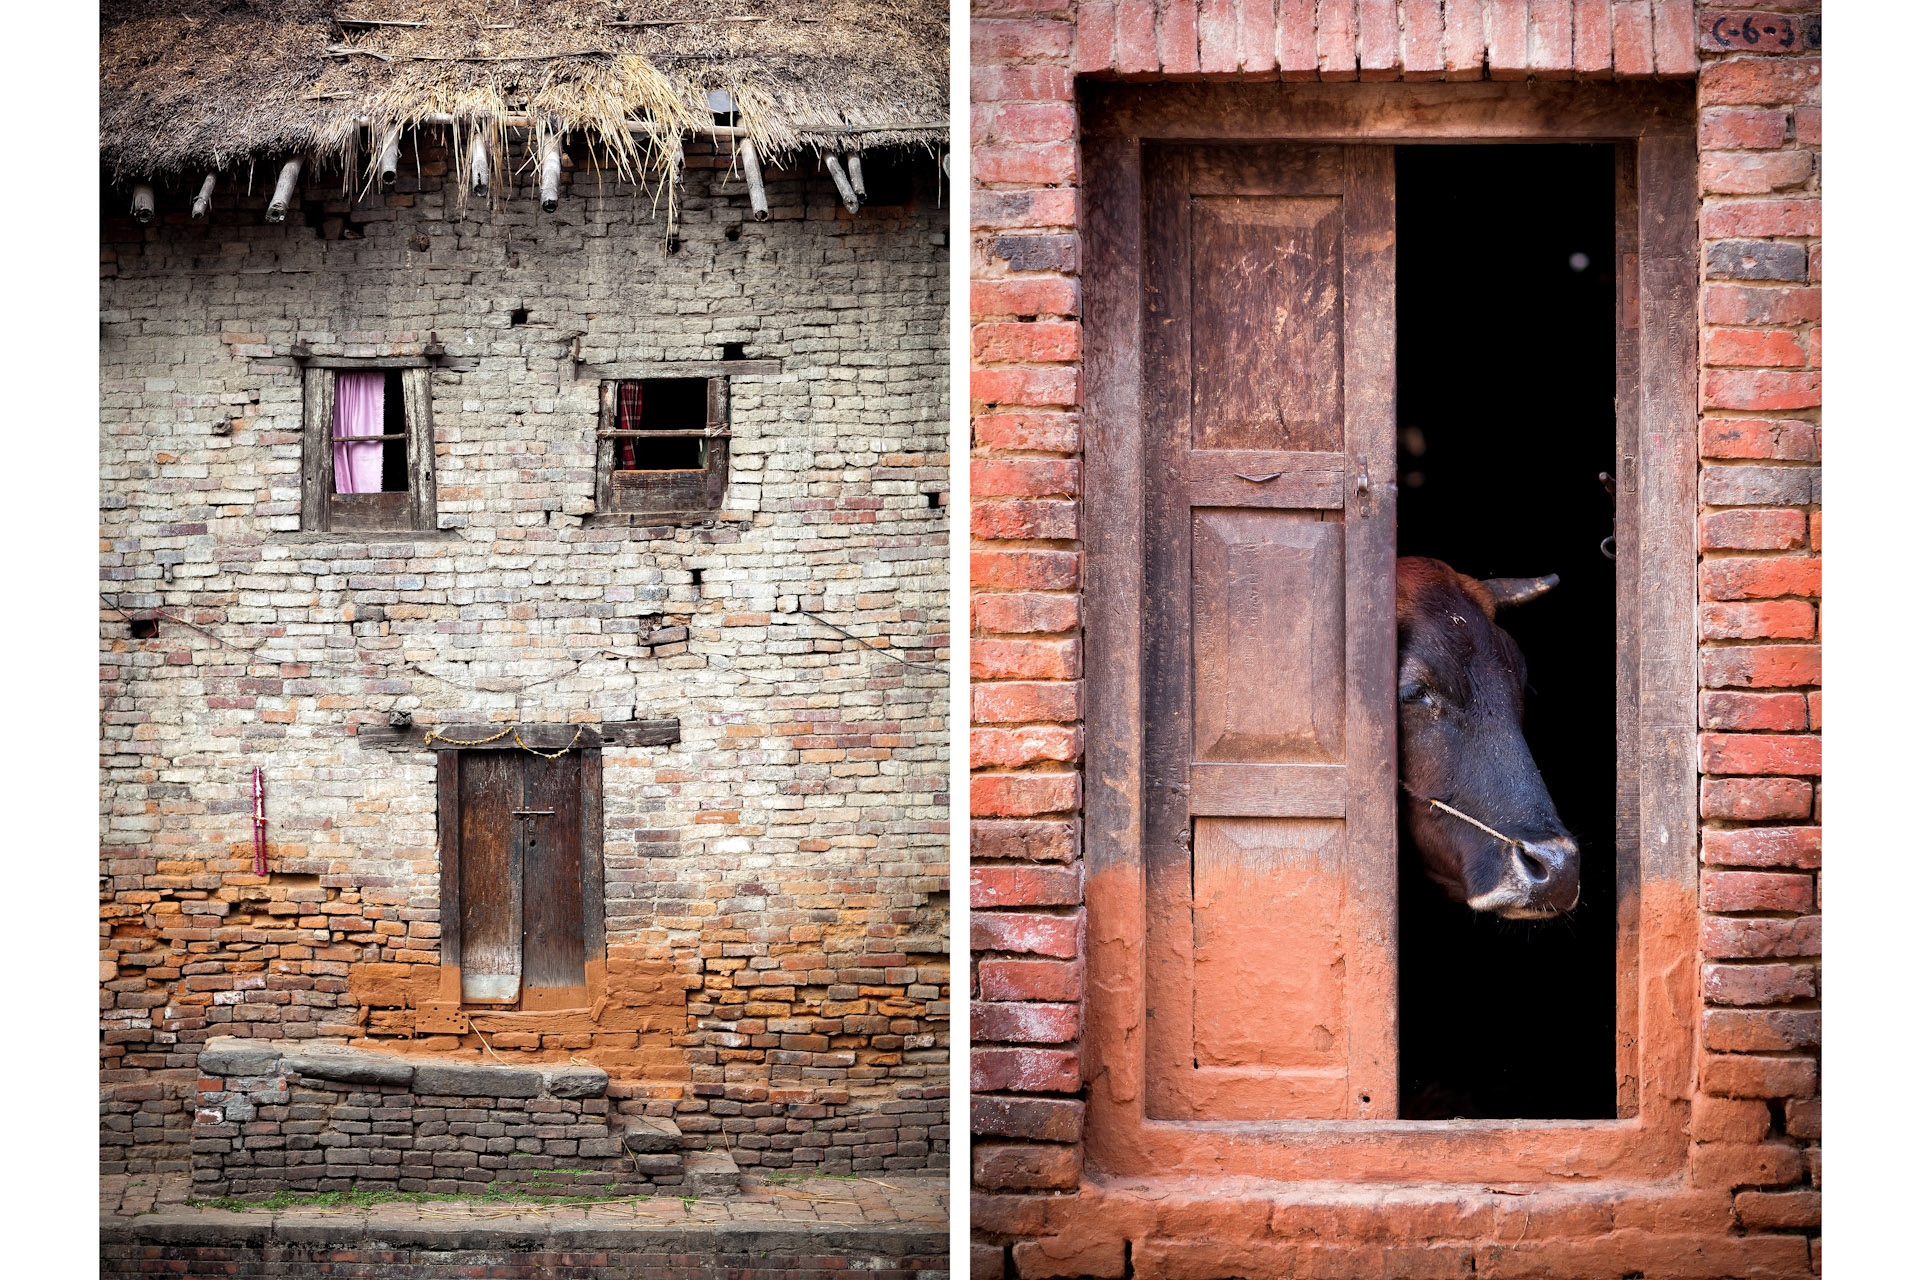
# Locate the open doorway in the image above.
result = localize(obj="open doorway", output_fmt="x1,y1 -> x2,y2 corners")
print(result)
1395,144 -> 1620,1119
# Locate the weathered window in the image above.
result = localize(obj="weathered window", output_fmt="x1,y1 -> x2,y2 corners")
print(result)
300,363 -> 436,532
436,747 -> 604,1011
596,377 -> 730,517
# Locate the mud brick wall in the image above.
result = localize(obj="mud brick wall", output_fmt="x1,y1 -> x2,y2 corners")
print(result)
100,135 -> 951,1177
971,3 -> 1818,1277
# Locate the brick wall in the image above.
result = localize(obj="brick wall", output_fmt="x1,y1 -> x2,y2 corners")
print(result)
971,2 -> 1818,1275
102,1220 -> 947,1280
100,137 -> 951,1179
189,1037 -> 738,1198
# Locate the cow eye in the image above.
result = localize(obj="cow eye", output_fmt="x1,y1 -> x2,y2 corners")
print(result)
1398,680 -> 1435,707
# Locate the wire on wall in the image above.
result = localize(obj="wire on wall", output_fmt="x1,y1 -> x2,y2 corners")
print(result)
100,593 -> 948,692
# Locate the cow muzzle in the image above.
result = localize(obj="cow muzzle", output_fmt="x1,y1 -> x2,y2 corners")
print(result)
1468,835 -> 1581,920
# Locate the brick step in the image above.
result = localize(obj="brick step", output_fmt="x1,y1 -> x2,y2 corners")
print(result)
683,1150 -> 740,1196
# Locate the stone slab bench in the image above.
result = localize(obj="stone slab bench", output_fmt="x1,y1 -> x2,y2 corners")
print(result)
200,1037 -> 609,1099
192,1037 -> 719,1200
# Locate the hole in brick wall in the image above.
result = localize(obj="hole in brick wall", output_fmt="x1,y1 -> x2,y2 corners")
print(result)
1395,144 -> 1619,1122
926,491 -> 942,508
854,152 -> 919,208
721,341 -> 747,360
129,618 -> 159,639
689,567 -> 704,586
509,307 -> 530,326
724,223 -> 741,241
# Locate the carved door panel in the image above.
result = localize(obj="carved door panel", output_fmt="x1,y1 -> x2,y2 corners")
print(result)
1142,143 -> 1398,1121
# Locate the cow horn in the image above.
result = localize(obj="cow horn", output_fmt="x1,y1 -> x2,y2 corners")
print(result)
1480,574 -> 1560,609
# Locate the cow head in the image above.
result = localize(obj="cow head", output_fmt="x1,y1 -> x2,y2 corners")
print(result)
1396,557 -> 1579,920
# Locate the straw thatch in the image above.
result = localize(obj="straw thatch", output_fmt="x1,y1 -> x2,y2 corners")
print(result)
100,0 -> 948,187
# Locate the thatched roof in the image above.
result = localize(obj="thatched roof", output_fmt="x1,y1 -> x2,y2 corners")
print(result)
100,0 -> 949,184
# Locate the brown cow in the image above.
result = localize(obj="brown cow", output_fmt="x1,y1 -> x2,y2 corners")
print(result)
1396,557 -> 1578,919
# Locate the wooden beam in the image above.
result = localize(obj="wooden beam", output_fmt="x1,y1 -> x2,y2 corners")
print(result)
265,157 -> 303,223
376,126 -> 402,190
606,16 -> 795,24
739,139 -> 770,220
824,154 -> 859,213
130,183 -> 156,224
299,366 -> 334,532
191,174 -> 216,220
577,358 -> 781,380
469,124 -> 490,194
601,719 -> 683,748
847,154 -> 867,201
540,134 -> 563,212
357,720 -> 682,751
347,113 -> 945,142
294,355 -> 432,369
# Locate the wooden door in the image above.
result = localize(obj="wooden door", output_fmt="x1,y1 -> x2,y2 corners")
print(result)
448,750 -> 593,1007
1141,143 -> 1397,1121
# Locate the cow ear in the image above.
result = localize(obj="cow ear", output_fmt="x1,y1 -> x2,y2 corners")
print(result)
1479,574 -> 1560,610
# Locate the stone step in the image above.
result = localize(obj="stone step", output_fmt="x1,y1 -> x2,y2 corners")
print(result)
625,1151 -> 686,1179
617,1114 -> 683,1154
682,1150 -> 740,1196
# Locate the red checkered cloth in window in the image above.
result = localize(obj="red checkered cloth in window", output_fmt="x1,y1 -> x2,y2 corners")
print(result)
616,381 -> 643,468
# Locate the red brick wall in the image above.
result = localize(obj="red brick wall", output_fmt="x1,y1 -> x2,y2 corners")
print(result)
970,2 -> 1819,1275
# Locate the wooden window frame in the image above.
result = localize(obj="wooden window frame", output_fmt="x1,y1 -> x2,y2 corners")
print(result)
300,358 -> 438,533
435,745 -> 606,1014
1078,80 -> 1699,1182
595,375 -> 732,518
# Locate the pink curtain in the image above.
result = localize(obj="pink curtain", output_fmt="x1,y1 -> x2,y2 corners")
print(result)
332,372 -> 387,494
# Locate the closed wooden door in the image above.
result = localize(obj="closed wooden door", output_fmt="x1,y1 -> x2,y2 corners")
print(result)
1142,143 -> 1398,1121
452,751 -> 591,1007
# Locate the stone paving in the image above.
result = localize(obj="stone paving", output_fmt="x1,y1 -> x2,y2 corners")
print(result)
101,1170 -> 949,1231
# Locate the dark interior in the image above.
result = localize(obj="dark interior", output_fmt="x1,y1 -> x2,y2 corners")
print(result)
618,378 -> 707,471
624,436 -> 704,471
380,369 -> 408,492
856,152 -> 920,208
636,378 -> 707,430
1394,144 -> 1619,1120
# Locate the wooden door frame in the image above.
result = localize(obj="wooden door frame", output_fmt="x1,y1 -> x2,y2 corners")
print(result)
1079,79 -> 1699,1182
